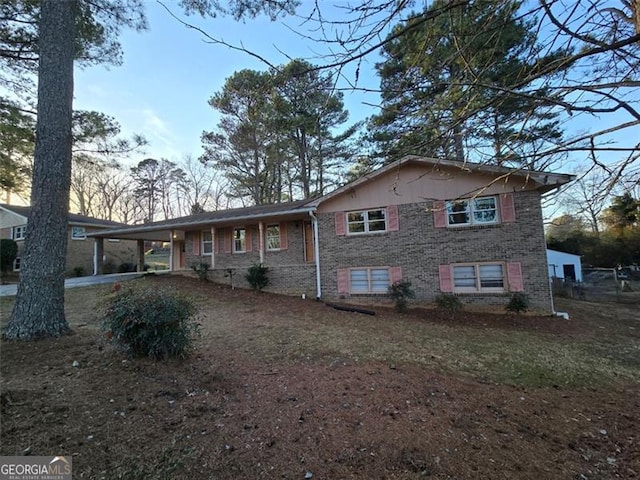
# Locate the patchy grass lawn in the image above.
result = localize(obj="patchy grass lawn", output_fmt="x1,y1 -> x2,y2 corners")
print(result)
1,275 -> 639,479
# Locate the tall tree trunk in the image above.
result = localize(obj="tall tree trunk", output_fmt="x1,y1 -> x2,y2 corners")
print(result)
6,0 -> 76,339
453,122 -> 465,161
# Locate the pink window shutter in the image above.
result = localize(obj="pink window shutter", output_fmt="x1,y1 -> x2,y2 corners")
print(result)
214,229 -> 220,254
390,266 -> 402,284
335,212 -> 346,236
224,228 -> 232,253
433,200 -> 447,228
245,228 -> 252,252
507,262 -> 524,292
438,264 -> 453,292
193,232 -> 201,255
280,223 -> 288,249
337,269 -> 349,294
500,193 -> 516,223
387,205 -> 399,231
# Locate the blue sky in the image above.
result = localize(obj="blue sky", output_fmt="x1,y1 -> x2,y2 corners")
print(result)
71,1 -> 638,182
73,1 -> 382,164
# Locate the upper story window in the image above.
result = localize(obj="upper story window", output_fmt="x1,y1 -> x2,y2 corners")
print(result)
233,228 -> 246,253
71,226 -> 86,240
12,225 -> 27,240
266,224 -> 281,250
347,208 -> 386,234
447,196 -> 497,226
202,231 -> 213,254
452,263 -> 504,293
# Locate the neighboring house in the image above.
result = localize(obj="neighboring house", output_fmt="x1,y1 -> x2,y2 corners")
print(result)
89,156 -> 574,313
547,249 -> 583,282
0,204 -> 139,276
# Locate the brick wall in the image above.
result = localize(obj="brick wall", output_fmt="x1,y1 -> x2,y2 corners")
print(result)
317,190 -> 553,313
0,227 -> 12,239
183,221 -> 316,297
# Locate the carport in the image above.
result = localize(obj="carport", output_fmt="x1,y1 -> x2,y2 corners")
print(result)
88,225 -> 172,275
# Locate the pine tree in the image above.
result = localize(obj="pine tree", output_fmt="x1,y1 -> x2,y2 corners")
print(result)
369,0 -> 564,167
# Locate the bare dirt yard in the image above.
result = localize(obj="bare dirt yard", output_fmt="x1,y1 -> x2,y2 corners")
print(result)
1,275 -> 639,479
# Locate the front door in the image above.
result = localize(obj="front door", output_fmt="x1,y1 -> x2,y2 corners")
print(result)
304,221 -> 315,263
172,241 -> 185,270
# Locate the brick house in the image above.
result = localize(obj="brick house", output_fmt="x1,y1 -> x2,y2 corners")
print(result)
89,157 -> 574,313
0,204 -> 138,276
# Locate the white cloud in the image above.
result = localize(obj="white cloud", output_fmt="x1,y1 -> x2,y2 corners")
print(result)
134,108 -> 184,160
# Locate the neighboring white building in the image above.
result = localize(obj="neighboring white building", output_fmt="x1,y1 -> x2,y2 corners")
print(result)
547,249 -> 582,282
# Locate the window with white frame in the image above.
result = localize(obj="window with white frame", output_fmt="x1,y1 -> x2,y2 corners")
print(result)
202,230 -> 213,254
349,267 -> 390,294
13,225 -> 27,240
452,263 -> 504,292
13,257 -> 21,271
446,196 -> 497,226
71,226 -> 86,240
233,228 -> 246,253
266,224 -> 281,250
347,208 -> 387,234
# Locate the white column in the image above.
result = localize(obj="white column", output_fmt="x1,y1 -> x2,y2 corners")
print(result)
93,240 -> 98,275
211,226 -> 216,269
169,229 -> 174,272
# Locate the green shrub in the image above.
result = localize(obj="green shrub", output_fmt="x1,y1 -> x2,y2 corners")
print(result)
118,262 -> 137,273
0,239 -> 18,274
388,279 -> 416,312
506,292 -> 529,314
73,266 -> 85,277
246,263 -> 269,291
435,294 -> 463,318
103,260 -> 116,274
102,285 -> 200,359
191,261 -> 210,282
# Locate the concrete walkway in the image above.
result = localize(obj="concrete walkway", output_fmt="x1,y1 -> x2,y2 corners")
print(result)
0,272 -> 149,297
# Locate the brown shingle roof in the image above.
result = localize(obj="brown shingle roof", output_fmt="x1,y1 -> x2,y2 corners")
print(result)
87,200 -> 315,238
0,204 -> 125,227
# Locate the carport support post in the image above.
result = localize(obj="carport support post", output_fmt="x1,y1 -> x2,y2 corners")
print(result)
93,237 -> 104,275
137,239 -> 145,272
211,226 -> 215,269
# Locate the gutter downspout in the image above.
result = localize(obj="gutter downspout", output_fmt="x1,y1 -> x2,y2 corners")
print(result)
258,221 -> 265,264
309,210 -> 321,299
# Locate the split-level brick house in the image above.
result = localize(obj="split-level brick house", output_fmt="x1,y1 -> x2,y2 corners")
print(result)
0,204 -> 138,276
90,157 -> 574,313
